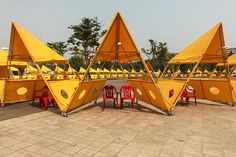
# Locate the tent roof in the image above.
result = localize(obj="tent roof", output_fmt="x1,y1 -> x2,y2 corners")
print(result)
103,68 -> 110,72
9,22 -> 67,63
89,68 -> 97,73
117,69 -> 122,72
111,69 -> 117,73
79,67 -> 86,73
27,65 -> 37,72
55,66 -> 64,72
95,12 -> 140,63
227,54 -> 236,65
10,67 -> 18,71
68,67 -> 77,73
131,69 -> 136,73
41,65 -> 52,72
169,23 -> 226,64
123,69 -> 129,73
0,50 -> 28,67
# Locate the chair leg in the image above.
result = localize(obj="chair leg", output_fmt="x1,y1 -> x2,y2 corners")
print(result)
102,99 -> 106,111
39,98 -> 43,109
43,98 -> 49,110
186,97 -> 189,106
194,97 -> 197,105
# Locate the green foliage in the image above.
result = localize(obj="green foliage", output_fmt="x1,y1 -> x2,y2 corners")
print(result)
67,17 -> 106,66
69,55 -> 85,71
141,39 -> 174,71
47,41 -> 68,56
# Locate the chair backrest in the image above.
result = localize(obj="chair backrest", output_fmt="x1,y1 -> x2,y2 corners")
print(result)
120,85 -> 134,99
42,85 -> 49,97
103,85 -> 117,98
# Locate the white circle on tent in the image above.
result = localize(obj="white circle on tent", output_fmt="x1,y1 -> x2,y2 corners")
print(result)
136,88 -> 142,95
149,90 -> 156,100
17,87 -> 27,95
209,87 -> 220,95
79,90 -> 86,100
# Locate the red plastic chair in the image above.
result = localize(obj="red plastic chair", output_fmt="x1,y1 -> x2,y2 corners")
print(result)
180,86 -> 197,106
120,85 -> 136,109
33,85 -> 56,110
102,85 -> 118,110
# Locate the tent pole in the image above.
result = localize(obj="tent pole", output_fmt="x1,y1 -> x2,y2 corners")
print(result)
160,63 -> 169,79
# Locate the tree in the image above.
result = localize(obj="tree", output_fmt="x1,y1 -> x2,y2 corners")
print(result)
67,17 -> 106,67
47,41 -> 68,56
142,39 -> 173,71
69,55 -> 85,71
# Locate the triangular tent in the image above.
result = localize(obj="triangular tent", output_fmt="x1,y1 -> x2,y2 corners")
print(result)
95,12 -> 140,63
9,22 -> 67,63
79,67 -> 86,73
169,23 -> 225,64
89,68 -> 97,73
55,66 -> 64,72
103,68 -> 110,73
68,66 -> 77,73
41,65 -> 52,72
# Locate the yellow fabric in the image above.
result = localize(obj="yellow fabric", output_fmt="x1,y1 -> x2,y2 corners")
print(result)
68,67 -> 77,73
27,65 -> 37,72
117,69 -> 122,73
3,80 -> 46,103
89,68 -> 97,73
0,80 -> 5,102
128,80 -> 185,112
103,68 -> 110,73
10,67 -> 18,71
79,67 -> 86,73
96,12 -> 140,63
111,69 -> 117,73
47,80 -> 79,111
169,23 -> 225,64
9,22 -> 67,63
0,50 -> 28,67
188,79 -> 233,103
67,80 -> 106,112
55,66 -> 64,72
41,65 -> 52,72
131,69 -> 136,73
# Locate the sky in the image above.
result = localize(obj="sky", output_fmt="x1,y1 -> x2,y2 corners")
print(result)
1,0 -> 236,57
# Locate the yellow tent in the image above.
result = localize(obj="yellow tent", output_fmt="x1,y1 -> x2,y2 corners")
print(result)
103,68 -> 110,78
27,65 -> 37,72
97,68 -> 104,79
130,69 -> 136,77
2,22 -> 80,112
116,69 -> 123,78
9,22 -> 67,63
169,23 -> 225,64
10,67 -> 18,71
111,69 -> 117,78
169,23 -> 235,105
41,65 -> 52,72
68,67 -> 77,73
89,68 -> 97,79
55,66 -> 64,72
79,67 -> 86,73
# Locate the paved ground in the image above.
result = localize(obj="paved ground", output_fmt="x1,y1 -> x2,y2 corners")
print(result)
0,98 -> 236,157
